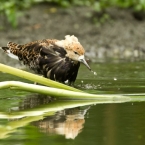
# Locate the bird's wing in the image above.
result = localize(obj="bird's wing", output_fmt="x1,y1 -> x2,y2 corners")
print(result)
38,44 -> 80,84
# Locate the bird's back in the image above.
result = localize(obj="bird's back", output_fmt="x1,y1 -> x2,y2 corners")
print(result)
1,39 -> 80,84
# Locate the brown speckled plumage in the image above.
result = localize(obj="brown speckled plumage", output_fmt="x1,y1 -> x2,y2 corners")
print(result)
1,35 -> 91,85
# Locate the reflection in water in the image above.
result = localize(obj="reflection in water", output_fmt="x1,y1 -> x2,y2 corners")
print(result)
19,94 -> 55,110
10,94 -> 55,112
32,107 -> 89,139
10,94 -> 90,139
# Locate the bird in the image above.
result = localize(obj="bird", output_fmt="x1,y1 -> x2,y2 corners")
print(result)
0,35 -> 91,85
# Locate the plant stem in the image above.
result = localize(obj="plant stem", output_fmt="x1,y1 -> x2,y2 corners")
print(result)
0,63 -> 82,92
0,81 -> 130,100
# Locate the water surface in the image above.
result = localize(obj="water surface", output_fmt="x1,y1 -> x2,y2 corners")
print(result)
0,60 -> 145,145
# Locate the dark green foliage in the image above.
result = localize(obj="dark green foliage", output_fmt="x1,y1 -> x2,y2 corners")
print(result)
0,0 -> 145,27
0,0 -> 34,27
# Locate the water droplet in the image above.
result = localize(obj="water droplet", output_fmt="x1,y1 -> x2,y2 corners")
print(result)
94,71 -> 97,75
91,70 -> 97,75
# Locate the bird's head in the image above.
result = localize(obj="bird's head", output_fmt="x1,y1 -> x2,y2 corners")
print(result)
55,35 -> 91,70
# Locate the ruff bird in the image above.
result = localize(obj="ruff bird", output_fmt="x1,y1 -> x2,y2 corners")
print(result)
1,35 -> 91,85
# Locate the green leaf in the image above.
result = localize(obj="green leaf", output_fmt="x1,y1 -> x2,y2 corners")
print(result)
5,8 -> 18,27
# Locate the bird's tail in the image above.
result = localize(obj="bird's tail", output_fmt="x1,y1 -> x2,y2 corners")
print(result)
0,43 -> 19,60
0,46 -> 9,51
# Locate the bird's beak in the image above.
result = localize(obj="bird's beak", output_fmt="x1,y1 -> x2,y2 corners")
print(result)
78,55 -> 91,71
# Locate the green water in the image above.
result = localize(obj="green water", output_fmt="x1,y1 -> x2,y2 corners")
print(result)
0,60 -> 145,145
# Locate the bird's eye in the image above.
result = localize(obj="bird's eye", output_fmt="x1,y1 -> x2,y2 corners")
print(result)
74,51 -> 78,55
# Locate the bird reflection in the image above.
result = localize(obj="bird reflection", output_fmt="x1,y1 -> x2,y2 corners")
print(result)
32,106 -> 90,139
10,94 -> 90,139
19,94 -> 55,110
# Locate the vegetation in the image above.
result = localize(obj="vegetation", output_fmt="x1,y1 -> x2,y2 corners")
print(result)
0,0 -> 145,27
0,63 -> 131,100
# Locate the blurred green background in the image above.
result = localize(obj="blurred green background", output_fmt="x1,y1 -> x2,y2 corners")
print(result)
1,0 -> 145,27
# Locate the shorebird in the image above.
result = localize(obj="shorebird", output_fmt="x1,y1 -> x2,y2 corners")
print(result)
1,35 -> 91,85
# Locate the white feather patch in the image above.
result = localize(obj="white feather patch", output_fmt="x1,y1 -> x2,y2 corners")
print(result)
55,35 -> 80,47
7,50 -> 19,60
